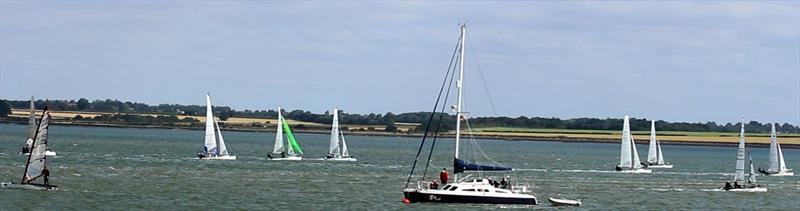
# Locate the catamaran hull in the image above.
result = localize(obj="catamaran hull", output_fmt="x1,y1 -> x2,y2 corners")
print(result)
615,169 -> 652,173
200,155 -> 237,160
403,189 -> 537,205
269,156 -> 303,161
647,165 -> 673,169
322,157 -> 357,161
1,182 -> 57,191
724,187 -> 767,192
763,171 -> 794,176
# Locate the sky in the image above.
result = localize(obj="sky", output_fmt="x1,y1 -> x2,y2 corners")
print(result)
1,1 -> 798,124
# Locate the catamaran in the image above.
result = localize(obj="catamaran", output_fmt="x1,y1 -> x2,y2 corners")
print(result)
758,123 -> 793,176
403,24 -> 538,205
267,107 -> 304,161
2,108 -> 57,191
323,109 -> 356,161
722,121 -> 766,192
614,115 -> 651,173
196,94 -> 236,160
645,120 -> 671,168
21,96 -> 56,157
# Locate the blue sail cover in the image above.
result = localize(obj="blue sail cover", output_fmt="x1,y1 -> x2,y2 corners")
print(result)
454,158 -> 512,174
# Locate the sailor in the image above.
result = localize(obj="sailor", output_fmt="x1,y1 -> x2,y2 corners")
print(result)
500,177 -> 507,189
734,181 -> 742,189
723,182 -> 732,190
430,180 -> 439,189
42,166 -> 50,186
615,166 -> 622,171
267,154 -> 273,159
439,168 -> 449,185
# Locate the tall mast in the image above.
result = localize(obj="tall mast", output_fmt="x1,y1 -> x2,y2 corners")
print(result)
454,23 -> 466,181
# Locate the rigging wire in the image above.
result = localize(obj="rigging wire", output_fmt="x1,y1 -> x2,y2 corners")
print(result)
467,36 -> 499,116
421,48 -> 460,181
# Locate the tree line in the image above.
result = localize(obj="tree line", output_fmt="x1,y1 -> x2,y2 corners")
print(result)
2,98 -> 798,133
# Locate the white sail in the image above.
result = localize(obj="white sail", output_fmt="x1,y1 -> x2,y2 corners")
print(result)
203,94 -> 218,154
619,115 -> 641,168
647,120 -> 658,164
748,156 -> 757,184
24,110 -> 49,184
778,143 -> 788,172
768,123 -> 780,172
27,96 -> 37,139
341,131 -> 349,157
272,108 -> 285,154
656,140 -> 664,165
213,118 -> 228,156
630,134 -> 643,169
328,109 -> 341,156
734,121 -> 746,183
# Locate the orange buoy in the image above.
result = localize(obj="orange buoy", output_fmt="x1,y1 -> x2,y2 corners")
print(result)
402,198 -> 411,204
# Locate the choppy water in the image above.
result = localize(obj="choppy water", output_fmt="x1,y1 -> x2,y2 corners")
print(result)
0,123 -> 798,210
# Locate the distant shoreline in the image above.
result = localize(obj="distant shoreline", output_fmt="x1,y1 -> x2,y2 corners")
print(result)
2,120 -> 796,149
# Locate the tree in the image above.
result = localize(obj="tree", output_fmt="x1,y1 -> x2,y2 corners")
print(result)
385,123 -> 398,132
77,98 -> 90,110
0,100 -> 11,117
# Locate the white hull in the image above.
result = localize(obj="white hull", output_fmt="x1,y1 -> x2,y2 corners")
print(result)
269,156 -> 303,161
726,187 -> 767,192
323,157 -> 357,161
766,171 -> 794,176
1,182 -> 56,191
23,150 -> 57,157
200,155 -> 237,160
617,169 -> 652,173
548,197 -> 581,206
647,164 -> 673,169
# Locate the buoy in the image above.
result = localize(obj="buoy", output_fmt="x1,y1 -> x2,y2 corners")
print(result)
402,198 -> 410,204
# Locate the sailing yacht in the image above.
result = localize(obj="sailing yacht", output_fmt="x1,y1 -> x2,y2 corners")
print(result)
2,108 -> 57,191
722,121 -> 766,192
196,94 -> 236,160
267,107 -> 304,161
614,115 -> 651,173
645,120 -> 672,168
403,24 -> 538,205
323,109 -> 356,161
758,123 -> 793,176
21,96 -> 56,157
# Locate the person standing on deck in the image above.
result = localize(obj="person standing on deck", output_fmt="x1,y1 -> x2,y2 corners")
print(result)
440,168 -> 449,185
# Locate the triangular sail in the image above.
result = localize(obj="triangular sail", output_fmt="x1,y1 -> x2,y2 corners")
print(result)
328,109 -> 341,156
778,144 -> 787,171
340,131 -> 349,157
656,140 -> 664,164
213,118 -> 228,156
734,121 -> 746,183
272,109 -> 285,154
22,109 -> 50,184
768,123 -> 780,172
630,135 -> 643,168
27,96 -> 37,139
203,94 -> 218,154
748,155 -> 757,184
647,120 -> 658,164
282,117 -> 303,155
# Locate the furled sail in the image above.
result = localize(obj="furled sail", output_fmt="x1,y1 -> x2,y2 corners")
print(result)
454,158 -> 512,174
23,110 -> 50,184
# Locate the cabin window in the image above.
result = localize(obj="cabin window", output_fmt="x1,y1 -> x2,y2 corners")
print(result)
449,186 -> 458,191
442,185 -> 451,190
463,189 -> 475,192
496,190 -> 509,193
476,179 -> 483,182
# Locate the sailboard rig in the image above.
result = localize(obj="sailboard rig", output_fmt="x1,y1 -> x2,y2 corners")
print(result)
645,120 -> 671,168
2,108 -> 57,191
323,109 -> 356,161
21,96 -> 56,157
196,94 -> 236,160
758,123 -> 793,176
614,115 -> 651,173
267,107 -> 304,161
722,120 -> 766,192
402,23 -> 538,205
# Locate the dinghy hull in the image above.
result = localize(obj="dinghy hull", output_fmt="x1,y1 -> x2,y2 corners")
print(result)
403,189 -> 537,205
269,156 -> 302,161
322,157 -> 357,161
615,168 -> 652,173
647,165 -> 673,169
724,187 -> 767,192
548,197 -> 581,206
200,155 -> 236,160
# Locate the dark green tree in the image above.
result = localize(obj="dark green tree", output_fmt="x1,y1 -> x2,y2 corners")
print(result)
0,100 -> 11,117
77,98 -> 90,110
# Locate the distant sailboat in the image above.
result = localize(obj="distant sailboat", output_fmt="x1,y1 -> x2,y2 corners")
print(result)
196,94 -> 236,160
758,123 -> 793,176
267,107 -> 303,161
645,120 -> 671,168
614,115 -> 651,173
323,109 -> 356,161
722,120 -> 766,192
2,108 -> 57,190
21,96 -> 56,157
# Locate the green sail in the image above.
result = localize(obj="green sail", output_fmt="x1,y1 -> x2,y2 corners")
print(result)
282,118 -> 303,154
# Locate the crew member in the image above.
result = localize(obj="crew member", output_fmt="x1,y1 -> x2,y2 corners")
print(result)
42,166 -> 50,186
439,168 -> 449,185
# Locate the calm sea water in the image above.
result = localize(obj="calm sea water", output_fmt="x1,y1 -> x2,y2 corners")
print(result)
0,123 -> 798,210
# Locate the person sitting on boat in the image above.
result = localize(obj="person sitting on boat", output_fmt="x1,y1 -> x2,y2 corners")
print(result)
615,166 -> 622,171
500,177 -> 508,189
42,166 -> 50,186
733,181 -> 742,189
757,168 -> 769,175
429,180 -> 439,189
723,182 -> 732,190
439,168 -> 449,185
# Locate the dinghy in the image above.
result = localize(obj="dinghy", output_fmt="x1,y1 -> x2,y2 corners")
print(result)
196,94 -> 236,160
614,115 -> 651,173
548,197 -> 582,206
323,109 -> 356,161
403,24 -> 538,205
646,120 -> 671,168
20,96 -> 57,157
722,121 -> 766,192
758,123 -> 793,176
2,108 -> 57,191
267,108 -> 304,161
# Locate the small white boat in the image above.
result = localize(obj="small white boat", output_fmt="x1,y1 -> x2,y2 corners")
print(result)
322,109 -> 356,161
759,123 -> 793,176
2,108 -> 57,191
267,107 -> 304,161
721,120 -> 766,192
615,115 -> 651,173
548,197 -> 581,206
197,94 -> 236,160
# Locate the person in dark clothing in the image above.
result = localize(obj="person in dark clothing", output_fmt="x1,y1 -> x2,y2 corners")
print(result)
723,182 -> 732,190
439,168 -> 449,185
734,181 -> 742,189
500,177 -> 507,189
42,166 -> 50,186
615,166 -> 622,171
430,180 -> 439,189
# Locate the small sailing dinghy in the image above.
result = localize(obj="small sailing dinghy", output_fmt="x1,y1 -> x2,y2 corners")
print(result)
21,96 -> 56,157
403,24 -> 538,205
196,94 -> 236,160
267,107 -> 304,161
722,121 -> 766,192
645,120 -> 671,168
323,109 -> 356,161
614,115 -> 651,173
548,197 -> 581,206
758,123 -> 793,176
2,108 -> 57,191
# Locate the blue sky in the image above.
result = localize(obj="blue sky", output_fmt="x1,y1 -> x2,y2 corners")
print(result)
1,1 -> 798,124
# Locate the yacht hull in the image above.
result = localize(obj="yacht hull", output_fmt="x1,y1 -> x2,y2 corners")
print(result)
403,189 -> 537,205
